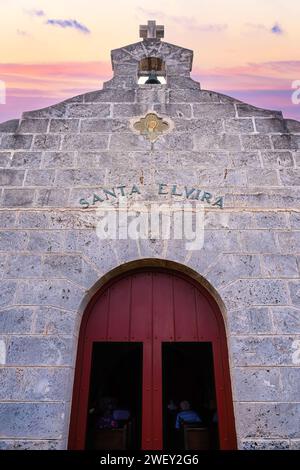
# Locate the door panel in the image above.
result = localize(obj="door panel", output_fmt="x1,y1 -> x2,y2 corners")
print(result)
68,268 -> 237,450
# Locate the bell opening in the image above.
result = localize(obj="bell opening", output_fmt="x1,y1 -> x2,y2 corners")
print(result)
138,57 -> 166,85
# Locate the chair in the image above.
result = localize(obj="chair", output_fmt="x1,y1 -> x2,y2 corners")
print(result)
93,424 -> 129,450
183,424 -> 210,450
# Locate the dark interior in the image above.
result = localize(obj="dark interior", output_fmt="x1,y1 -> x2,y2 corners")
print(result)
86,342 -> 143,449
162,342 -> 219,450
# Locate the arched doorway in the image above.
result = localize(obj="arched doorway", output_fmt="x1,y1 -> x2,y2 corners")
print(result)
68,268 -> 236,450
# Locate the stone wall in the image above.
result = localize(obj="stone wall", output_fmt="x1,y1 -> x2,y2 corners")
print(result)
0,37 -> 300,449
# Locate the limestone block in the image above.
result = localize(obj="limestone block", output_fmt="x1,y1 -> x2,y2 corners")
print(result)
10,151 -> 42,168
109,133 -> 152,151
126,150 -> 169,167
194,134 -> 241,151
0,230 -> 28,251
2,189 -> 35,207
42,254 -> 99,288
204,211 -> 253,229
255,212 -> 287,228
136,88 -> 168,104
187,230 -> 240,273
25,170 -> 56,186
15,278 -> 84,310
0,367 -> 72,400
27,231 -> 65,252
173,118 -> 223,134
80,118 -> 129,133
255,118 -> 287,133
193,103 -> 236,119
49,119 -> 79,133
236,104 -> 282,118
36,189 -> 70,207
0,153 -> 11,167
113,104 -> 150,118
0,280 -> 16,307
231,336 -> 298,366
272,307 -> 300,333
236,403 -> 300,438
242,135 -> 272,150
226,189 -> 300,209
224,118 -> 254,134
5,254 -> 42,278
0,119 -> 19,133
262,254 -> 298,277
17,211 -> 49,229
272,134 -> 299,150
261,151 -> 294,168
154,133 -> 193,151
240,230 -> 279,253
23,102 -> 68,119
229,151 -> 261,168
32,134 -> 61,150
34,306 -> 77,335
74,231 -> 118,272
228,307 -> 272,334
153,103 -> 192,118
279,169 -> 300,186
246,169 -> 279,186
286,119 -> 300,133
77,151 -> 112,168
2,335 -> 74,366
288,280 -> 300,307
233,367 -> 282,401
169,89 -> 219,103
234,367 -> 300,402
0,169 -> 25,186
153,168 -> 197,185
84,89 -> 135,103
62,134 -> 109,150
290,212 -> 300,228
241,440 -> 289,450
0,402 -> 66,438
278,232 -> 300,253
170,151 -> 230,168
66,103 -> 110,118
0,135 -> 33,150
0,211 -> 16,228
18,119 -> 49,133
0,440 -> 64,450
221,279 -> 288,309
43,151 -> 75,168
205,254 -> 261,288
0,307 -> 34,333
55,169 -> 106,186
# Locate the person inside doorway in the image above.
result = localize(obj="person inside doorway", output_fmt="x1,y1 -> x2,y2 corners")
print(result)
175,400 -> 202,429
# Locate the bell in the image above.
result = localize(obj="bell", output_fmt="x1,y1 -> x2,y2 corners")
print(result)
145,70 -> 161,84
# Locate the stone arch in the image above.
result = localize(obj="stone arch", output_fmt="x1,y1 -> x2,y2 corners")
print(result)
68,258 -> 237,449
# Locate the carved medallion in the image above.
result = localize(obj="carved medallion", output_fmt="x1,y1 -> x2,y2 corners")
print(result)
131,112 -> 172,142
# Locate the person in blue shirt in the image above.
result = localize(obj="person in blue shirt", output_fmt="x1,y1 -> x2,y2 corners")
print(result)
175,400 -> 202,429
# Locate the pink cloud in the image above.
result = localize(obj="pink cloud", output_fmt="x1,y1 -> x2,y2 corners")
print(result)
0,60 -> 299,122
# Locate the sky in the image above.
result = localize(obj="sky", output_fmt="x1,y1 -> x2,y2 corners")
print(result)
0,0 -> 300,122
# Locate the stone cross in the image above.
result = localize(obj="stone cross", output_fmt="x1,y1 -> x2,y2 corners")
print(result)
140,20 -> 164,40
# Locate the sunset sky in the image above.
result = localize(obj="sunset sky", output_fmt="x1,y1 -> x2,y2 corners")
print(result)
0,0 -> 300,122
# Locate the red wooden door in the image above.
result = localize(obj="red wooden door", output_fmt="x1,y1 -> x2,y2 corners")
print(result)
68,269 -> 236,450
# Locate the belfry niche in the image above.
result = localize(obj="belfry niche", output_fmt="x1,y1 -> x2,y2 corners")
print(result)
0,20 -> 299,451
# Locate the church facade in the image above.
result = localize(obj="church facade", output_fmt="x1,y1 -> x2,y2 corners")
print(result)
0,21 -> 299,450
